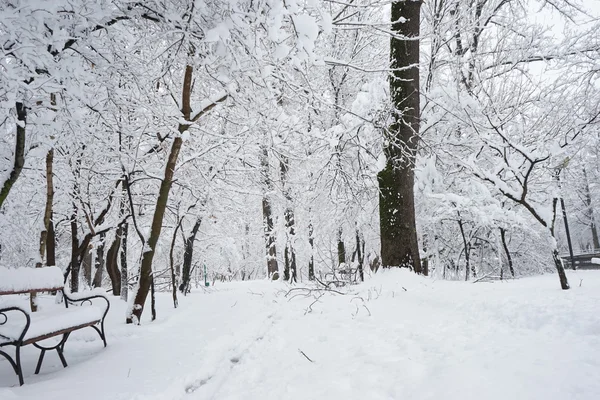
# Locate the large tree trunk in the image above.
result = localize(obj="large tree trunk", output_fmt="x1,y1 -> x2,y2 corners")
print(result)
179,217 -> 202,294
0,102 -> 26,210
261,145 -> 279,279
127,63 -> 201,323
378,0 -> 423,273
127,136 -> 182,323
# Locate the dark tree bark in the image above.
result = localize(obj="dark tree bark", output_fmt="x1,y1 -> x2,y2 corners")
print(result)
179,217 -> 202,294
0,102 -> 26,210
355,229 -> 364,282
499,228 -> 514,277
378,0 -> 423,273
337,227 -> 346,266
552,249 -> 570,290
70,198 -> 81,292
128,135 -> 182,323
261,145 -> 279,279
69,190 -> 114,292
106,228 -> 122,295
120,222 -> 129,301
169,216 -> 184,307
127,63 -> 225,323
151,276 -> 156,321
47,216 -> 56,267
308,223 -> 315,281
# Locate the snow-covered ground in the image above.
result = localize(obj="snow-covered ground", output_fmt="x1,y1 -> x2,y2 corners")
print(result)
2,269 -> 600,400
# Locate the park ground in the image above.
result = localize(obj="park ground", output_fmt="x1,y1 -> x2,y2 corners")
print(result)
1,269 -> 600,400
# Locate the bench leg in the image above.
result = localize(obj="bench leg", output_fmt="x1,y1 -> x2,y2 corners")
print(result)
15,345 -> 24,386
56,346 -> 68,368
57,332 -> 69,368
91,324 -> 107,347
35,349 -> 46,374
32,332 -> 70,374
0,347 -> 23,385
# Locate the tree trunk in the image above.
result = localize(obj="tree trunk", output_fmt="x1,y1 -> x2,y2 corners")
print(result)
169,217 -> 183,307
421,234 -> 430,277
70,210 -> 81,292
280,156 -> 296,282
93,233 -> 105,288
47,216 -> 56,267
31,149 -> 54,312
0,102 -> 26,210
261,145 -> 279,279
106,228 -> 122,295
179,217 -> 202,294
308,223 -> 315,280
356,229 -> 364,282
120,222 -> 129,301
82,245 -> 93,287
500,228 -> 514,277
458,219 -> 471,281
583,168 -> 600,249
127,136 -> 182,323
552,248 -> 570,290
337,227 -> 346,266
127,62 -> 205,323
151,275 -> 156,321
378,0 -> 423,273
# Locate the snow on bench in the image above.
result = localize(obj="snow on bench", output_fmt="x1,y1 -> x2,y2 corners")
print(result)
0,266 -> 109,385
0,266 -> 64,295
0,305 -> 105,345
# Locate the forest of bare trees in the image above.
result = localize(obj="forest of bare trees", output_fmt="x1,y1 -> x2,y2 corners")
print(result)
1,0 -> 599,323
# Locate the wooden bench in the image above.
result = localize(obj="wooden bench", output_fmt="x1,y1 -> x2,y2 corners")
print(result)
0,266 -> 109,385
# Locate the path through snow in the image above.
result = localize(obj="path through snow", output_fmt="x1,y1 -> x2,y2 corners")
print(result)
2,270 -> 600,399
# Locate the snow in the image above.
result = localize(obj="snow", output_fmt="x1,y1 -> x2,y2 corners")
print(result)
0,267 -> 63,294
0,302 -> 105,345
2,270 -> 600,399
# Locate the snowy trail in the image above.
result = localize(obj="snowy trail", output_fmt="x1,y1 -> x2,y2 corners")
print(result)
207,271 -> 600,400
2,271 -> 600,400
0,285 -> 284,400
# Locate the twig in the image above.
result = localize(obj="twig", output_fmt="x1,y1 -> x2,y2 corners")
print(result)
298,349 -> 314,363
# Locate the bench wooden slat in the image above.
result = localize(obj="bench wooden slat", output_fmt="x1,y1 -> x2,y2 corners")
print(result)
0,287 -> 64,296
22,320 -> 100,346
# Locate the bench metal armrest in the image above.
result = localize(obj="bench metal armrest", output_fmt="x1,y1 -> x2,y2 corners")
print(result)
62,292 -> 110,323
0,306 -> 31,345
